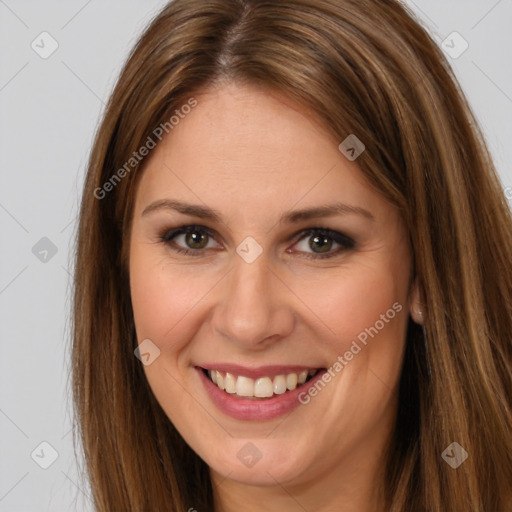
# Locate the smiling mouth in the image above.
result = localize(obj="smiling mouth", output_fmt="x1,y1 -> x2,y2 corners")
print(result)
201,368 -> 323,399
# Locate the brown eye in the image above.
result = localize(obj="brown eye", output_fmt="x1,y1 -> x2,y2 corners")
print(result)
291,228 -> 355,259
184,230 -> 209,249
309,234 -> 333,253
161,225 -> 220,255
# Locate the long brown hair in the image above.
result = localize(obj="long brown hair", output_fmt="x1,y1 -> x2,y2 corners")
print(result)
71,0 -> 512,510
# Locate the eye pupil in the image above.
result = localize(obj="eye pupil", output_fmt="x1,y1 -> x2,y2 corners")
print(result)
186,231 -> 208,249
309,234 -> 332,253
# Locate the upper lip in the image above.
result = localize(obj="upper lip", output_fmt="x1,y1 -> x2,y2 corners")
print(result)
197,364 -> 323,379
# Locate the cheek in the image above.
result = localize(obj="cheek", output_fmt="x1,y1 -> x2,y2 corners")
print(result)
129,246 -> 217,351
291,261 -> 409,356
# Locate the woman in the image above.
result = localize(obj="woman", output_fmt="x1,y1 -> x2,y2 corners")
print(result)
72,0 -> 512,510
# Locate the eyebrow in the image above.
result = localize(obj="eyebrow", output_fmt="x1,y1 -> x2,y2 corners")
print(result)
141,199 -> 375,223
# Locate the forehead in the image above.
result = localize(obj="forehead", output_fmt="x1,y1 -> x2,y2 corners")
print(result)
132,84 -> 393,226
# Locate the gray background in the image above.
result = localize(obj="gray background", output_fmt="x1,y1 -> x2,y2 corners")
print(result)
1,1 -> 511,510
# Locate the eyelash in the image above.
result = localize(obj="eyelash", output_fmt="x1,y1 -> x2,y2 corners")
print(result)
159,224 -> 356,260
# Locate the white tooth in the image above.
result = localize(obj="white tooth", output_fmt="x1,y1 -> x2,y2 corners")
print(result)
273,375 -> 287,394
297,370 -> 308,384
216,371 -> 225,390
236,376 -> 255,397
308,369 -> 317,377
210,370 -> 217,384
286,373 -> 298,390
224,372 -> 236,393
254,377 -> 274,397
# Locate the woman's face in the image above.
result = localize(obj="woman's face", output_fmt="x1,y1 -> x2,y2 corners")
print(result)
129,83 -> 418,492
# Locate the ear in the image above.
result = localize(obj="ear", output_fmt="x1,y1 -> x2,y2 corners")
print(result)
409,277 -> 424,325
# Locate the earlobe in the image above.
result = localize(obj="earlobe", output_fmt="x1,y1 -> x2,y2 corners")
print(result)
409,278 -> 425,325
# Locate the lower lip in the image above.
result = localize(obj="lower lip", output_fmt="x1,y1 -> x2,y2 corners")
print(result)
196,367 -> 326,421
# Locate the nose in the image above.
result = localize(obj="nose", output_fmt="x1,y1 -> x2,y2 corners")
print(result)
211,250 -> 295,349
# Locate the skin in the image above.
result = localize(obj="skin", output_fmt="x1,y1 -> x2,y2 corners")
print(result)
128,83 -> 423,512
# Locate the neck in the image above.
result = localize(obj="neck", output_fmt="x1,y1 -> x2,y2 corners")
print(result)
211,470 -> 387,512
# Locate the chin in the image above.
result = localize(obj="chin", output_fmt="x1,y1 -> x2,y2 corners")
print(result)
204,436 -> 314,487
